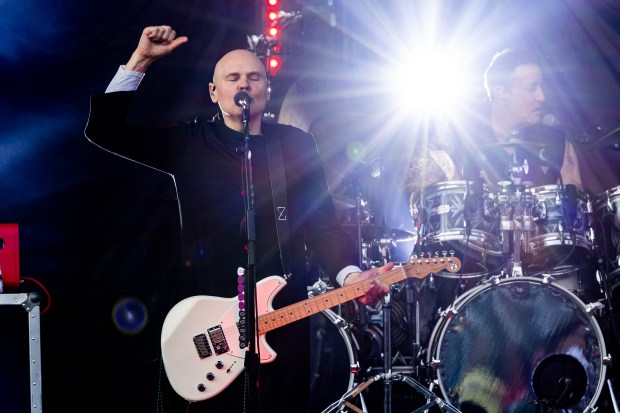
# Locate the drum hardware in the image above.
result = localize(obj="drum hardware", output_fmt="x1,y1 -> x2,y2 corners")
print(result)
330,372 -> 462,413
594,186 -> 620,274
404,277 -> 421,369
606,379 -> 620,413
333,163 -> 375,269
531,354 -> 589,411
354,186 -> 369,269
308,280 -> 364,413
497,181 -> 514,255
323,284 -> 462,413
592,187 -> 620,333
496,180 -> 535,277
501,135 -> 538,277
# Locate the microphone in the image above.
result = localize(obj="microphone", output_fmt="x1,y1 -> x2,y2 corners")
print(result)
234,91 -> 252,108
542,113 -> 600,143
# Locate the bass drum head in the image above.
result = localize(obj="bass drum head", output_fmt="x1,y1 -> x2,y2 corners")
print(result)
427,277 -> 607,412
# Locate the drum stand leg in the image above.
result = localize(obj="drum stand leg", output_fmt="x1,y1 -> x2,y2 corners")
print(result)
607,379 -> 620,413
382,294 -> 393,412
322,293 -> 461,413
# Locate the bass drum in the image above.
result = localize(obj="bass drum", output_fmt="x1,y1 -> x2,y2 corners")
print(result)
309,308 -> 359,413
427,277 -> 607,413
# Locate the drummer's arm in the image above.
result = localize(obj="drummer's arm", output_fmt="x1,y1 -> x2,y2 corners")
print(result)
560,140 -> 584,191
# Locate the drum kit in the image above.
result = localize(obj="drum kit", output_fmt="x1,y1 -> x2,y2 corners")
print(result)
309,148 -> 620,412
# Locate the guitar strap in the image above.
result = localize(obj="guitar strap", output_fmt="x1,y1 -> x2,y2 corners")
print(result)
265,135 -> 292,279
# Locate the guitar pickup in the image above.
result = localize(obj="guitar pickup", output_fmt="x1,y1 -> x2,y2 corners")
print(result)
208,325 -> 230,355
192,333 -> 213,359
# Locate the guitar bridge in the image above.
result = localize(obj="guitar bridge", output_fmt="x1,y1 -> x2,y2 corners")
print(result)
192,333 -> 212,359
208,325 -> 230,355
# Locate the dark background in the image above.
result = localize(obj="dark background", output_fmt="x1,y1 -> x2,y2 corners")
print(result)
1,0 -> 620,412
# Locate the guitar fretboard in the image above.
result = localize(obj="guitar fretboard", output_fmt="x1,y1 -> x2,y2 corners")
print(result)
257,256 -> 460,334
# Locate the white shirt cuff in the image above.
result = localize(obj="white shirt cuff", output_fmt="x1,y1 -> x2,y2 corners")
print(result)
336,265 -> 362,287
105,65 -> 145,93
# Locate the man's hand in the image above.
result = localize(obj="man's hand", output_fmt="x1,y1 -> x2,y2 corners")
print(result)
126,25 -> 189,72
344,262 -> 394,306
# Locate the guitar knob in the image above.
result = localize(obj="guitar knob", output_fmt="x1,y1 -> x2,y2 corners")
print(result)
216,361 -> 224,369
197,383 -> 206,392
206,372 -> 215,381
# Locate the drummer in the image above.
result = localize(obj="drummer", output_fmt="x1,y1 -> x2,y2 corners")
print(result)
426,47 -> 584,191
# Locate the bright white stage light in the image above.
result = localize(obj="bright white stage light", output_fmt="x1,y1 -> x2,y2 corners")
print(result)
381,46 -> 474,119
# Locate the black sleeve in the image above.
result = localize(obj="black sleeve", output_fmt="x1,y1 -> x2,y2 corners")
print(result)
84,91 -> 195,175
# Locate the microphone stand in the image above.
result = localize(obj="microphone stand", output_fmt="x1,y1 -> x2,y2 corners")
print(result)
238,100 -> 259,412
354,172 -> 365,269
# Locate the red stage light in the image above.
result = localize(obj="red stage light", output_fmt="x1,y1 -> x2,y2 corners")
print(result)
267,10 -> 278,22
268,26 -> 279,37
268,56 -> 281,71
263,0 -> 285,78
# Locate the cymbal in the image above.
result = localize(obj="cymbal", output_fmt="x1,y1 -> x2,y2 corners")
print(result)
588,126 -> 620,150
332,194 -> 358,210
342,223 -> 415,242
480,140 -> 547,150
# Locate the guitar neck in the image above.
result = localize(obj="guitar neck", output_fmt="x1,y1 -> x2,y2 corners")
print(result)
257,256 -> 459,334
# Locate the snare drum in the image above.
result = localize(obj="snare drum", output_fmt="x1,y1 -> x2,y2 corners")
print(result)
427,276 -> 608,412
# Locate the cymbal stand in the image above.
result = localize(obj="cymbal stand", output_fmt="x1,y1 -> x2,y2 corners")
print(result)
322,290 -> 461,413
381,291 -> 394,412
352,173 -> 366,269
504,141 -> 533,277
511,183 -> 533,277
498,181 -> 522,277
322,371 -> 462,413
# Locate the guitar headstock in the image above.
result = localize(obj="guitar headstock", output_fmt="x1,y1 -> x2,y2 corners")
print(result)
401,252 -> 462,280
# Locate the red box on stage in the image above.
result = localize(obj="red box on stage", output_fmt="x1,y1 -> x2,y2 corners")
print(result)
0,223 -> 20,290
0,223 -> 42,412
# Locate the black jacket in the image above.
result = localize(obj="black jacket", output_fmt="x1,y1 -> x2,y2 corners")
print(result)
84,90 -> 357,412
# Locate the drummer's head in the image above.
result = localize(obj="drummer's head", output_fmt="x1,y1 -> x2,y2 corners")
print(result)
484,48 -> 546,129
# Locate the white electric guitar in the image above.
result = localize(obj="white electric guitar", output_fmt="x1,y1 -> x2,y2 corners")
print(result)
160,255 -> 461,402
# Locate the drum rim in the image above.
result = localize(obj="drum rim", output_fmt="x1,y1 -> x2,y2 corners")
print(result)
314,308 -> 359,392
529,233 -> 593,250
415,180 -> 503,256
593,185 -> 620,211
421,180 -> 494,191
595,185 -> 620,199
423,230 -> 504,256
426,276 -> 608,411
529,183 -> 589,196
